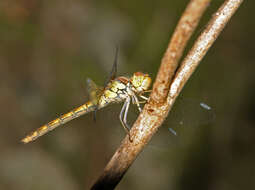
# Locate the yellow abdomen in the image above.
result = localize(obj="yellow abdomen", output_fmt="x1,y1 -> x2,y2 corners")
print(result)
21,101 -> 96,143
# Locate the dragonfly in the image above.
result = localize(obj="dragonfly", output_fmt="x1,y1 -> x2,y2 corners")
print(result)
21,48 -> 152,143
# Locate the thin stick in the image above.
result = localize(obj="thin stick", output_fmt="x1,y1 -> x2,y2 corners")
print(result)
91,0 -> 243,189
168,0 -> 243,101
151,0 -> 211,103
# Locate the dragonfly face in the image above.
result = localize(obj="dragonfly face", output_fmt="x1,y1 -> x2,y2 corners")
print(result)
130,72 -> 152,93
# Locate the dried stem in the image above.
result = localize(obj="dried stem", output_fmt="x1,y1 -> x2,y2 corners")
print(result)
91,0 -> 243,189
151,0 -> 211,103
168,0 -> 243,101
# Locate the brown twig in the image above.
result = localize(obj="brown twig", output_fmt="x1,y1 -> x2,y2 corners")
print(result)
151,0 -> 211,104
168,0 -> 243,102
91,0 -> 243,189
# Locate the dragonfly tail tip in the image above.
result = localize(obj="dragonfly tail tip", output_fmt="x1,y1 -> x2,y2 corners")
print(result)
21,137 -> 30,144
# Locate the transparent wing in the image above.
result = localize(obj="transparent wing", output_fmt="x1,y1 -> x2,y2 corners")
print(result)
166,98 -> 215,131
86,78 -> 104,105
104,46 -> 119,87
149,98 -> 215,149
87,46 -> 118,121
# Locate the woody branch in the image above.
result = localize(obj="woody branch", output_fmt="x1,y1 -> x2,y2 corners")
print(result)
91,0 -> 243,189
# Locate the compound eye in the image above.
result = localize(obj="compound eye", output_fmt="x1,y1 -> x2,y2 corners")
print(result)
141,76 -> 151,91
131,72 -> 151,92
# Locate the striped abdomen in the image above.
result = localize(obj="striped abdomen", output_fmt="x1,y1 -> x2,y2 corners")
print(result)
21,101 -> 96,143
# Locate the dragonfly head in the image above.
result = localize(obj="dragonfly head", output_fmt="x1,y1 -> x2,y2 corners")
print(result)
130,72 -> 151,93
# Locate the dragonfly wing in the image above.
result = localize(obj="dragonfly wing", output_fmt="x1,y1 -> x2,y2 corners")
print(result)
86,78 -> 104,105
166,98 -> 215,130
149,98 -> 215,150
104,46 -> 119,87
86,78 -> 104,122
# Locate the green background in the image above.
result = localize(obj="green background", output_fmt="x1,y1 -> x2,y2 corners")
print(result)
0,0 -> 254,189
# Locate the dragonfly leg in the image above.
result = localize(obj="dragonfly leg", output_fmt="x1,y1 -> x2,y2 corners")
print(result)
131,95 -> 135,104
134,95 -> 149,104
123,97 -> 131,126
132,94 -> 142,112
119,100 -> 130,132
119,100 -> 127,126
136,100 -> 147,104
143,89 -> 152,93
119,97 -> 132,141
139,95 -> 149,101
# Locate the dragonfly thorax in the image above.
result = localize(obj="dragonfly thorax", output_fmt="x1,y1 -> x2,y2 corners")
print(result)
97,72 -> 151,108
97,77 -> 130,108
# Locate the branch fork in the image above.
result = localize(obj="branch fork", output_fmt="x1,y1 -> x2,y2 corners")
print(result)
91,0 -> 243,189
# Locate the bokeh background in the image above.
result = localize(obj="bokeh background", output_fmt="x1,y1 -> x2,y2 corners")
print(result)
0,0 -> 254,189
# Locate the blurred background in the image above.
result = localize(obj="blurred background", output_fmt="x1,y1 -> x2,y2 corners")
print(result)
0,0 -> 254,189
